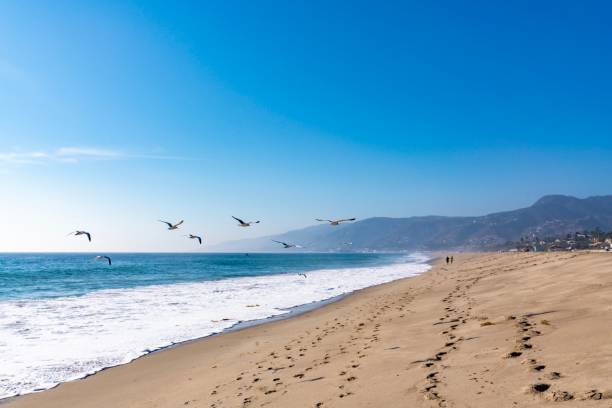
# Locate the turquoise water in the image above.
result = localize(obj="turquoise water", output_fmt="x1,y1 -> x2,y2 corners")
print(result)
0,252 -> 429,398
0,252 -> 403,300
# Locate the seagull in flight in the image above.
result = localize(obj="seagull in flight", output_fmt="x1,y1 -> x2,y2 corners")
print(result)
272,240 -> 302,249
185,234 -> 203,245
158,220 -> 184,230
232,216 -> 260,227
316,218 -> 356,226
94,255 -> 112,265
68,230 -> 92,242
298,273 -> 307,278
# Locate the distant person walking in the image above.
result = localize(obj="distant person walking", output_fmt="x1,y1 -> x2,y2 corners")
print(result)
450,256 -> 454,264
446,256 -> 450,265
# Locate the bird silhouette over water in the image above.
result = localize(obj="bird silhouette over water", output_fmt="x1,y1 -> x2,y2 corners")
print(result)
316,218 -> 356,226
232,216 -> 260,227
185,234 -> 203,245
94,255 -> 112,265
68,230 -> 92,242
158,220 -> 184,230
272,240 -> 302,249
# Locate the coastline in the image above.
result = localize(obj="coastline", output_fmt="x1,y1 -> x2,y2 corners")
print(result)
0,253 -> 431,403
223,254 -> 437,335
6,251 -> 612,407
0,292 -> 344,404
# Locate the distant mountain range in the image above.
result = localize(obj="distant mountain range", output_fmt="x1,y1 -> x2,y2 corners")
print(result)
212,195 -> 612,252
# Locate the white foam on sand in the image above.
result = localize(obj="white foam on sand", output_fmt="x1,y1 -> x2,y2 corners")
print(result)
0,253 -> 430,399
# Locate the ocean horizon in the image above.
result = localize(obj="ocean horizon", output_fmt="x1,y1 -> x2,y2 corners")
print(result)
0,252 -> 430,399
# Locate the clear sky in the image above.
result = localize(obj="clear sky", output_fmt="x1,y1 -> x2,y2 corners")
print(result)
1,1 -> 611,251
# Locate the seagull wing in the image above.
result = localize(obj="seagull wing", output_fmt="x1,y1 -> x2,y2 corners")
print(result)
197,236 -> 202,245
175,220 -> 184,227
316,219 -> 332,223
232,216 -> 246,225
158,220 -> 172,228
85,232 -> 91,242
272,240 -> 286,245
338,218 -> 356,223
95,255 -> 111,265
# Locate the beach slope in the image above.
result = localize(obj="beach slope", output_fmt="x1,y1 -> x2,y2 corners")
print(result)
6,252 -> 612,407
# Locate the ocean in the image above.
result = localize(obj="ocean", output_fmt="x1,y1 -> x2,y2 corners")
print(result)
0,252 -> 430,399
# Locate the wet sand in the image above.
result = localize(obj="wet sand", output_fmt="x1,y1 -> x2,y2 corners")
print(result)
6,251 -> 612,407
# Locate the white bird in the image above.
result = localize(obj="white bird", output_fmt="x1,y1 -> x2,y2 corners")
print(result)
298,273 -> 307,278
94,255 -> 112,265
233,216 -> 260,227
68,230 -> 92,242
158,220 -> 184,230
272,239 -> 302,249
185,234 -> 203,245
316,218 -> 356,226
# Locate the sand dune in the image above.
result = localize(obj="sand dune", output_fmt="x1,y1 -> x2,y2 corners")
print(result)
5,252 -> 612,407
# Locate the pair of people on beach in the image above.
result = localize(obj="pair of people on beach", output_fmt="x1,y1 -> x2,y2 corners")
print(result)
446,256 -> 454,265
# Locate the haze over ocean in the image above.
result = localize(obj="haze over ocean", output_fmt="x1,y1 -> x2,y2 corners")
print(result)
1,1 -> 611,252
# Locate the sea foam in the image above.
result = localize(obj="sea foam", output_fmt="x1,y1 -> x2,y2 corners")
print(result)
0,253 -> 429,398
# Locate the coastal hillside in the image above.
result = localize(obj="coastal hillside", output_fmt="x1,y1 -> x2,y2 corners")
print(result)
213,195 -> 612,251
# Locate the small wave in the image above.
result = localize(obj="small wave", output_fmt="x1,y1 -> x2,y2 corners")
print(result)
0,254 -> 430,398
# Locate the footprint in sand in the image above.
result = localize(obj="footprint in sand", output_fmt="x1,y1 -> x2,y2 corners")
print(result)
579,390 -> 608,400
546,391 -> 574,401
526,383 -> 550,394
264,389 -> 277,395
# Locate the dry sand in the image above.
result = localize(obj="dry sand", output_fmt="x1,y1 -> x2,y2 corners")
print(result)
5,252 -> 612,408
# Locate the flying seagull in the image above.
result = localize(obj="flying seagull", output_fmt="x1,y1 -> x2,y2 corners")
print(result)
315,218 -> 356,226
94,255 -> 112,265
232,216 -> 260,227
185,234 -> 203,245
298,273 -> 307,278
158,220 -> 184,230
68,230 -> 92,242
272,240 -> 302,249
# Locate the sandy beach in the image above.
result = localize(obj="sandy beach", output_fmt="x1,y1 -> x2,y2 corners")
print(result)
5,251 -> 612,407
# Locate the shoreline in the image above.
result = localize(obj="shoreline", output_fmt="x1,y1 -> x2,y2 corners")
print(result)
0,293 -> 351,406
0,254 -> 432,403
7,251 -> 612,407
210,254 -> 439,335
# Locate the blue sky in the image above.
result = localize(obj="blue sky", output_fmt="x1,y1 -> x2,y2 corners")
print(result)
1,1 -> 611,251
